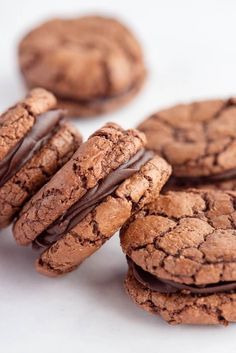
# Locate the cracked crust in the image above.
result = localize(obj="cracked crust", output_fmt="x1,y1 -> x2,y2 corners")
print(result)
18,16 -> 146,117
120,189 -> 236,286
138,98 -> 236,178
0,88 -> 82,227
35,155 -> 171,276
125,268 -> 236,325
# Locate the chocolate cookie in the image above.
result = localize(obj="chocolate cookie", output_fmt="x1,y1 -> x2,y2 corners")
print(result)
13,123 -> 171,276
18,16 -> 146,117
138,98 -> 236,188
121,189 -> 236,325
0,88 -> 81,228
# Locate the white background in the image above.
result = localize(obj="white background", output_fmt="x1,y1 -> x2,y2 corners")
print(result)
1,0 -> 236,352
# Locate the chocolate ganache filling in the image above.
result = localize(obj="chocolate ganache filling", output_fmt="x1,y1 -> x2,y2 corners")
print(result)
173,168 -> 236,187
33,149 -> 154,249
0,109 -> 65,188
128,257 -> 236,294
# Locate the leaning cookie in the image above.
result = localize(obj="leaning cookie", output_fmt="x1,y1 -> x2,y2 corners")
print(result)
138,98 -> 236,189
13,123 -> 171,276
0,88 -> 81,228
121,189 -> 236,325
18,16 -> 146,117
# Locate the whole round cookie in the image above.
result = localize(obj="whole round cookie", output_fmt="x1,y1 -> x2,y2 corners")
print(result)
13,123 -> 171,276
121,189 -> 236,325
138,98 -> 236,187
18,16 -> 146,117
0,88 -> 81,228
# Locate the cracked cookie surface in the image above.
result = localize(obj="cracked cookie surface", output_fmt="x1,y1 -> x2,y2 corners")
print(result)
0,88 -> 81,227
19,16 -> 146,117
120,189 -> 236,285
138,98 -> 236,179
14,123 -> 171,276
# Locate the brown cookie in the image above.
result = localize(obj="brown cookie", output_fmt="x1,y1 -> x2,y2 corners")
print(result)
13,123 -> 171,276
120,189 -> 236,325
0,88 -> 81,228
138,98 -> 236,188
18,16 -> 146,117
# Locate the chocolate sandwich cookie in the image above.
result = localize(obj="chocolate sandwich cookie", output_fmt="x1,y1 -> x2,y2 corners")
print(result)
0,88 -> 81,228
18,16 -> 146,117
138,98 -> 236,189
121,189 -> 236,325
13,123 -> 171,276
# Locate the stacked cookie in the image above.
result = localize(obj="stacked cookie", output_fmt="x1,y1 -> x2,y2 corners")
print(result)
121,189 -> 236,325
1,13 -> 236,327
118,98 -> 236,325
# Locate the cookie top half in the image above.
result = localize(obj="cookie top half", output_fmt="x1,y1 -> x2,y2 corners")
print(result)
18,16 -> 146,116
13,123 -> 171,276
121,189 -> 236,286
138,98 -> 236,180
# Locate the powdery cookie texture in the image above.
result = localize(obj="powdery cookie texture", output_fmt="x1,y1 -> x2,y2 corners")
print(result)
19,16 -> 146,117
0,88 -> 81,228
138,98 -> 236,189
121,189 -> 236,325
13,123 -> 171,277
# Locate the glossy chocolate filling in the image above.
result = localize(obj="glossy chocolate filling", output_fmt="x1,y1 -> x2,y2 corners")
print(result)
173,168 -> 236,187
0,109 -> 65,188
33,149 -> 154,249
128,257 -> 236,294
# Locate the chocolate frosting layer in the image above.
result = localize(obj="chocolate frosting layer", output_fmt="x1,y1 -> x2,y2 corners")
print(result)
0,109 -> 65,188
128,257 -> 236,294
33,149 -> 154,249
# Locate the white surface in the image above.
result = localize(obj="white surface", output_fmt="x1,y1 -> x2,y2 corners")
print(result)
1,0 -> 236,352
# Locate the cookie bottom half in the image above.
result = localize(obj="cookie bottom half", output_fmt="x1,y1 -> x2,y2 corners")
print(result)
124,268 -> 236,325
